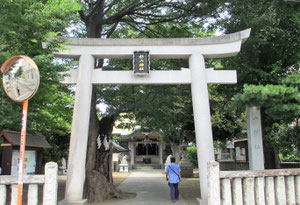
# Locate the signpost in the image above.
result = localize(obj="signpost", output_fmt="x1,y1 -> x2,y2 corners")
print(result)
133,51 -> 150,74
1,56 -> 40,205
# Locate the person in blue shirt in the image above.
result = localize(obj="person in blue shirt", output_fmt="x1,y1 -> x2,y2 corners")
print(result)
166,157 -> 181,203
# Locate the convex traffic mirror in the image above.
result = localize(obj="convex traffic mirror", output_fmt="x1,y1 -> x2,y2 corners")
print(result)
1,56 -> 40,102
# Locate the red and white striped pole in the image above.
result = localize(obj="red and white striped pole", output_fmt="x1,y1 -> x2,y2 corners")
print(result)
17,99 -> 28,205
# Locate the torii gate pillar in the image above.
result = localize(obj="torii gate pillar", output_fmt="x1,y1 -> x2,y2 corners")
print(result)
190,54 -> 215,203
49,29 -> 251,205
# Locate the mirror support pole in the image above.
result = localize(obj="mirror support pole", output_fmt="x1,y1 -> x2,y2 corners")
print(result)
17,99 -> 29,205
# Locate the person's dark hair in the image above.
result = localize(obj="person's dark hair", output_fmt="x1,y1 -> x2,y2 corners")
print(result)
171,157 -> 176,163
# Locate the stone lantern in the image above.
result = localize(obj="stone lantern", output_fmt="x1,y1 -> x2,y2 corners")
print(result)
179,141 -> 194,178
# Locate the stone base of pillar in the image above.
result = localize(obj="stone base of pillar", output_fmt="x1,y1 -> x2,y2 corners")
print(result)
59,199 -> 88,205
196,198 -> 208,205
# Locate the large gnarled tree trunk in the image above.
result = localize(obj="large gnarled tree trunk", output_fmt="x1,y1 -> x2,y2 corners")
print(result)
84,88 -> 119,202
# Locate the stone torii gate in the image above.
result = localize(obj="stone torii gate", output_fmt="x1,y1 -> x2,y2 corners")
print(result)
53,29 -> 251,205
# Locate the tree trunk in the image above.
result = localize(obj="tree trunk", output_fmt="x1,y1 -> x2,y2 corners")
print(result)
261,107 -> 280,169
84,87 -> 99,199
84,86 -> 119,202
170,142 -> 181,163
264,149 -> 281,169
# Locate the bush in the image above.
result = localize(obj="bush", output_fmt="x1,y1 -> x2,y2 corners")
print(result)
187,145 -> 198,167
279,153 -> 300,162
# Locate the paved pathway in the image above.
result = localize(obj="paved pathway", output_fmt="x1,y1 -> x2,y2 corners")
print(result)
100,169 -> 188,205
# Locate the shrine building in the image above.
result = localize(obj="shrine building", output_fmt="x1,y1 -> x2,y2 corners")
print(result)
113,129 -> 165,169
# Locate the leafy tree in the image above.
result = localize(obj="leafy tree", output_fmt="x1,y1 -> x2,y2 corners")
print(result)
214,0 -> 300,168
0,0 -> 81,161
234,74 -> 300,167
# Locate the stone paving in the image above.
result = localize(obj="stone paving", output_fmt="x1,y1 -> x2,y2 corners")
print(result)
96,169 -> 189,205
58,169 -> 200,205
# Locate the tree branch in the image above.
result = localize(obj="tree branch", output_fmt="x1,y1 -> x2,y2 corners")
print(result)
103,0 -> 119,16
79,10 -> 87,24
104,22 -> 119,38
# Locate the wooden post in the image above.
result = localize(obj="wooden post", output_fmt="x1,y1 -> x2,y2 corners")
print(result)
43,162 -> 58,205
17,99 -> 29,205
207,161 -> 220,205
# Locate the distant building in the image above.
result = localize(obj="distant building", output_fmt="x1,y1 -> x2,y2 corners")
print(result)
113,129 -> 165,169
214,139 -> 248,162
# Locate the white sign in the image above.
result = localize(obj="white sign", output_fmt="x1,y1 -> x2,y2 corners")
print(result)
11,150 -> 36,175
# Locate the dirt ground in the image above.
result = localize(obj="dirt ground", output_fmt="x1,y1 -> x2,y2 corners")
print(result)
179,177 -> 200,205
57,172 -> 135,203
112,172 -> 131,187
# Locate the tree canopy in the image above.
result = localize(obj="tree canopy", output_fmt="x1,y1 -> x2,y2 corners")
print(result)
216,0 -> 300,165
0,0 -> 81,161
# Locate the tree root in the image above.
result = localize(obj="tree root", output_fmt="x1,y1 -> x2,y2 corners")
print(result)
86,170 -> 120,202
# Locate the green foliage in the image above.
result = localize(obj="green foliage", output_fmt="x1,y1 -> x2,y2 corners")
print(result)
275,125 -> 300,160
0,0 -> 80,161
187,145 -> 198,167
216,0 -> 300,163
210,85 -> 247,141
113,135 -> 120,142
235,81 -> 300,122
214,140 -> 225,149
219,0 -> 300,87
279,153 -> 300,162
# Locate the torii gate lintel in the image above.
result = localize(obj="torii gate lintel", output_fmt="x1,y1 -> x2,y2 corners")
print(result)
61,68 -> 237,85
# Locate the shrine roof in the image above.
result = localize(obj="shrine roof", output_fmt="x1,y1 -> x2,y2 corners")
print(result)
112,142 -> 128,152
233,138 -> 248,143
0,129 -> 52,149
118,129 -> 161,141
